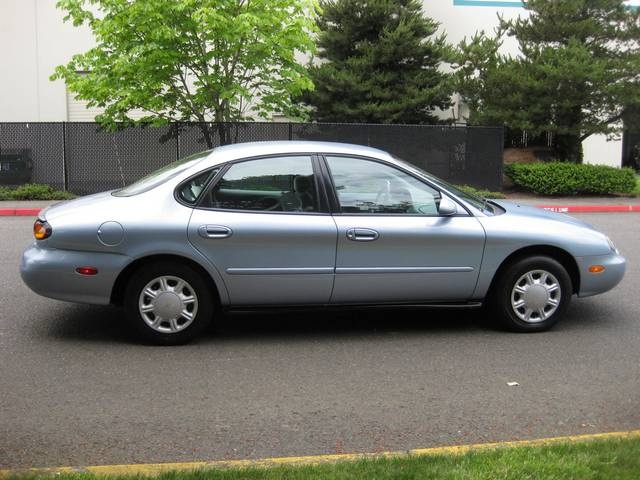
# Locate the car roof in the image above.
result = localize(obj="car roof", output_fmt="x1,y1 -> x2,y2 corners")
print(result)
198,141 -> 392,167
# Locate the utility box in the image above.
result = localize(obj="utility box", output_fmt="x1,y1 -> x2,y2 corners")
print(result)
0,149 -> 33,185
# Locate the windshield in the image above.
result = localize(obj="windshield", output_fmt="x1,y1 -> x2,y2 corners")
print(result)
112,151 -> 211,197
392,156 -> 489,212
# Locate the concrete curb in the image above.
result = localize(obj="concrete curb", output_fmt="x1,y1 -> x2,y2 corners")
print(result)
1,429 -> 639,478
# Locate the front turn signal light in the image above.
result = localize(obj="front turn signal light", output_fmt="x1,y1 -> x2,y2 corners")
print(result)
33,220 -> 52,240
589,265 -> 605,274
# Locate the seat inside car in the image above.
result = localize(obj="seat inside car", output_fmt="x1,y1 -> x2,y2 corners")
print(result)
280,174 -> 317,212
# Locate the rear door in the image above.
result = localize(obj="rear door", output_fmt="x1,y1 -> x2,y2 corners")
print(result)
322,155 -> 486,304
187,155 -> 337,306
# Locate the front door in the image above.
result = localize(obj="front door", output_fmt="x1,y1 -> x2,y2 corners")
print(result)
188,155 -> 337,306
324,155 -> 486,304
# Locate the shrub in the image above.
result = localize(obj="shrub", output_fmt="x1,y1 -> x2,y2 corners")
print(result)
0,184 -> 76,201
505,162 -> 637,196
457,185 -> 506,199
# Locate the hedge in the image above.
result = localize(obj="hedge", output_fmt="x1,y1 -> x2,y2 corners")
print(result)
0,184 -> 76,201
505,162 -> 637,196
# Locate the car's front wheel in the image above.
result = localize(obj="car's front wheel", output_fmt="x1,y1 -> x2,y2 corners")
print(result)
491,255 -> 572,332
124,261 -> 213,345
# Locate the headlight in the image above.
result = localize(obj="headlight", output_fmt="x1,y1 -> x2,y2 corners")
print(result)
606,236 -> 619,254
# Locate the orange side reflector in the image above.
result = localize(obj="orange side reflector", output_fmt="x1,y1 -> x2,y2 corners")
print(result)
588,265 -> 605,273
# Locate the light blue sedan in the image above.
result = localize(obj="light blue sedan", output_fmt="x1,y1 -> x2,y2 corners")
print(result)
21,142 -> 625,344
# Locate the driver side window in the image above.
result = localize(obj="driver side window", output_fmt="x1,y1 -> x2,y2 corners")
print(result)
205,156 -> 319,212
326,156 -> 441,215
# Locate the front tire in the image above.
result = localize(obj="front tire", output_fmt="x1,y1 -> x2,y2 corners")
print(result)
124,261 -> 213,345
491,256 -> 572,332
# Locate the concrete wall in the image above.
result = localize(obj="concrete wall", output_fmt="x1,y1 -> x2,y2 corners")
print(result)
0,0 -> 95,122
427,0 -> 526,55
583,134 -> 624,168
0,0 -> 633,166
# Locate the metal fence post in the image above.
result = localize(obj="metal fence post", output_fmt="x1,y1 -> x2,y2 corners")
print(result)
62,121 -> 68,191
288,122 -> 293,141
176,122 -> 180,161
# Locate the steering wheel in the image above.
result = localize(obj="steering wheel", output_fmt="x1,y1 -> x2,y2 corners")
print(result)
255,196 -> 282,211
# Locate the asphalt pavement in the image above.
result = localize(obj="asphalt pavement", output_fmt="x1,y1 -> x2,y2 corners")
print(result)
1,214 -> 638,469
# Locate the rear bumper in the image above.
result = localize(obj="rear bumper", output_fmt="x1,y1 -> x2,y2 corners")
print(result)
20,243 -> 131,305
576,251 -> 626,298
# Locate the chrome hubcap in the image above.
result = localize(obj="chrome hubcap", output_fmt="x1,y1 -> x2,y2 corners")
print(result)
138,276 -> 198,333
510,270 -> 561,323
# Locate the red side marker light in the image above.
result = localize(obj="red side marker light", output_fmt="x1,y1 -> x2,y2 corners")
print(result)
76,266 -> 99,276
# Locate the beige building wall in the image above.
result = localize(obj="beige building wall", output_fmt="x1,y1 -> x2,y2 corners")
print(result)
0,0 -> 95,121
0,0 -> 634,165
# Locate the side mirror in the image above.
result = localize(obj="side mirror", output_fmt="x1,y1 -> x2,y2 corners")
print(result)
438,196 -> 458,216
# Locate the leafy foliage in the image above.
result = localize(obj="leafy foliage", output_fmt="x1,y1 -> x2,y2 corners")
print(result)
0,184 -> 76,200
302,0 -> 453,124
52,0 -> 317,146
505,162 -> 637,195
454,0 -> 640,162
457,184 -> 506,199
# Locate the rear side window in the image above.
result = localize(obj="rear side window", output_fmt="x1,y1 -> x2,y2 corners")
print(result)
177,169 -> 218,205
202,156 -> 319,212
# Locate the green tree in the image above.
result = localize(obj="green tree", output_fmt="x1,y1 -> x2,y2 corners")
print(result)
302,0 -> 453,124
52,0 -> 317,147
455,0 -> 640,162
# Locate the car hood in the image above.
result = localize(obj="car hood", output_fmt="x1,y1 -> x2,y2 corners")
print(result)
40,191 -> 118,221
490,199 -> 594,230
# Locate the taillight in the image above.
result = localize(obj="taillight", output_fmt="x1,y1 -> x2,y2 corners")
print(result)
33,220 -> 52,240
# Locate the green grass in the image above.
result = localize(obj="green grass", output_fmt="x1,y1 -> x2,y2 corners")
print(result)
5,436 -> 640,480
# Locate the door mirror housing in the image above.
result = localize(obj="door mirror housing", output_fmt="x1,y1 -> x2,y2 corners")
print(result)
438,196 -> 458,216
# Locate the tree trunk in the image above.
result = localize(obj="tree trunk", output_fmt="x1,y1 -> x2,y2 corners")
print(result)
217,122 -> 231,146
553,106 -> 583,163
199,123 -> 214,150
553,133 -> 583,163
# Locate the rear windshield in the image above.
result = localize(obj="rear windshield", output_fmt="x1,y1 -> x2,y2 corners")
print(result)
112,151 -> 211,197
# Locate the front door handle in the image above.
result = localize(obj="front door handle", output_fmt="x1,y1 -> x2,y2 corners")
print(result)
346,228 -> 379,242
198,225 -> 233,239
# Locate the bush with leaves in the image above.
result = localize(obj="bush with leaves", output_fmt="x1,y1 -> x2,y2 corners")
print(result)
505,163 -> 636,196
0,184 -> 76,201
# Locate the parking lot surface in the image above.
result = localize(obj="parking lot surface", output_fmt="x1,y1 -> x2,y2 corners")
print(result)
1,213 -> 638,468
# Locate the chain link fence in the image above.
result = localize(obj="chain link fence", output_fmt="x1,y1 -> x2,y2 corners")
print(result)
0,122 -> 503,194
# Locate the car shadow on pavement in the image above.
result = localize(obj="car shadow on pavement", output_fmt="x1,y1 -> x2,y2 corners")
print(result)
36,297 -> 611,345
37,302 -> 494,345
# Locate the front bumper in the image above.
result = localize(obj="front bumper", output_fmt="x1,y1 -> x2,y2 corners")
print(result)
20,243 -> 131,305
576,251 -> 626,298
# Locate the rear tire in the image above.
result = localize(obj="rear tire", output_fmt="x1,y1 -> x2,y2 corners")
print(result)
490,255 -> 572,332
124,261 -> 214,345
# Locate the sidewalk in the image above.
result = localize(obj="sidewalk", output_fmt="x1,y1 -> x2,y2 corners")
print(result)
0,197 -> 639,216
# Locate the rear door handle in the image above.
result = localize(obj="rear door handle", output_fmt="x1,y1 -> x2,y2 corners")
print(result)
198,225 -> 233,239
346,228 -> 379,242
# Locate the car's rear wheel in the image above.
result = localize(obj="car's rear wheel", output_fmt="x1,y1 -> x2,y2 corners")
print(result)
124,261 -> 213,345
491,255 -> 572,332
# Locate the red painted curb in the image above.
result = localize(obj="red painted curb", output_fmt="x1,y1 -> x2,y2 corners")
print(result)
538,205 -> 640,213
0,208 -> 42,217
0,205 -> 639,216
